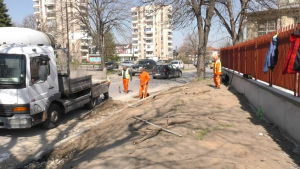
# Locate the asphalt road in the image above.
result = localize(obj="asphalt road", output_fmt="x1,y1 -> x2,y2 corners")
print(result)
0,67 -> 213,168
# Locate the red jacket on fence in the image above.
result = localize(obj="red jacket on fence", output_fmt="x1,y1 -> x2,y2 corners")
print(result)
282,29 -> 300,74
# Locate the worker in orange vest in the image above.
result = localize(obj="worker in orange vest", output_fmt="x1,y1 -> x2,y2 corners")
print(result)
137,67 -> 150,99
213,54 -> 222,89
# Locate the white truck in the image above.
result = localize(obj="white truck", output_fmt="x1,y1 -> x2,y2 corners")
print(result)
0,27 -> 109,129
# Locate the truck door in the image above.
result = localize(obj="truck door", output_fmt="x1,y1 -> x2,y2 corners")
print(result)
28,54 -> 56,115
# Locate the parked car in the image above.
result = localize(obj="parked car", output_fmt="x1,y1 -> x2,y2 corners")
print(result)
194,60 -> 209,68
152,64 -> 182,79
121,61 -> 135,67
157,60 -> 166,64
105,61 -> 119,70
131,59 -> 157,76
170,60 -> 184,69
210,60 -> 215,69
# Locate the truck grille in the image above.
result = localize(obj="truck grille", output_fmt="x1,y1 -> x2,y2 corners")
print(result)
0,105 -> 13,117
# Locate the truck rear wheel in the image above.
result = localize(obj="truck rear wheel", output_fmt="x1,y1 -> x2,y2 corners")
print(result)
104,92 -> 109,99
85,97 -> 97,110
42,104 -> 61,129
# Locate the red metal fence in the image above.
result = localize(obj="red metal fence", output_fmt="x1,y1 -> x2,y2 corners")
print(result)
221,23 -> 300,96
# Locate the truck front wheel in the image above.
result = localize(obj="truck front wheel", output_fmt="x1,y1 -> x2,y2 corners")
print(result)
85,97 -> 97,110
42,104 -> 61,129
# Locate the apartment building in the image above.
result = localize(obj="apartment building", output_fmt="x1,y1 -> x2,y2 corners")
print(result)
131,5 -> 173,61
33,0 -> 92,62
246,0 -> 300,40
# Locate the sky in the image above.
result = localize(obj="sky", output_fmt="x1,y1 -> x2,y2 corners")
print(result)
4,0 -> 226,49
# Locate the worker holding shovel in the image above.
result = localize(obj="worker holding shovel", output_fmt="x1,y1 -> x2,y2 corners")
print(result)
137,67 -> 150,99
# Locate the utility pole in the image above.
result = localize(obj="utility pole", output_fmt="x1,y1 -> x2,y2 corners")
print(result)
65,1 -> 70,76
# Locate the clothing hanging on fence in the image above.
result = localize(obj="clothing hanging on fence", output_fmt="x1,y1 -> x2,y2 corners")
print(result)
263,34 -> 279,74
282,29 -> 300,74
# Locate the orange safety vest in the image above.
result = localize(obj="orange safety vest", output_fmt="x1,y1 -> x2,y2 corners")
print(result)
214,59 -> 222,75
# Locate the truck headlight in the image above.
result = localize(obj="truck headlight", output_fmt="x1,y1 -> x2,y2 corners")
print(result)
9,119 -> 28,125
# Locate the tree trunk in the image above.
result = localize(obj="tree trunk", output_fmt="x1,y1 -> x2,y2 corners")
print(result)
196,17 -> 205,79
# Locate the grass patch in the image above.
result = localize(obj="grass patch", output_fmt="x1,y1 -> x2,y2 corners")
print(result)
218,122 -> 233,128
107,70 -> 116,75
216,106 -> 222,109
199,129 -> 208,140
213,126 -> 220,131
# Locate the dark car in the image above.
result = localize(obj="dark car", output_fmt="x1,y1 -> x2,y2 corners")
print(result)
194,60 -> 209,68
105,61 -> 119,70
152,64 -> 182,79
131,59 -> 156,76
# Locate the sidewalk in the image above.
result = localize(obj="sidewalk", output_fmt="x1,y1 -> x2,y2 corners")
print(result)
22,80 -> 300,169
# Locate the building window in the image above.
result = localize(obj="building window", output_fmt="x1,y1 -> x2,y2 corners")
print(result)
30,57 -> 50,82
258,20 -> 276,36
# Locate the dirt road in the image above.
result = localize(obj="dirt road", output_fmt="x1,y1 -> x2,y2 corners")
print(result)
22,79 -> 300,169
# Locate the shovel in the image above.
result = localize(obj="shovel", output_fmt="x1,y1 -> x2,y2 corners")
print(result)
118,75 -> 121,94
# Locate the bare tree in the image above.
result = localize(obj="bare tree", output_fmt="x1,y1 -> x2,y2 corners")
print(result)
214,0 -> 300,45
141,0 -> 216,78
22,14 -> 37,29
72,0 -> 132,70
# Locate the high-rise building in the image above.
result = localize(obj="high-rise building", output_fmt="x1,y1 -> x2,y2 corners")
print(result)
131,5 -> 173,61
33,0 -> 92,62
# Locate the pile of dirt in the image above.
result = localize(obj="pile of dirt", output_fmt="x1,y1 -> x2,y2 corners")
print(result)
22,80 -> 300,169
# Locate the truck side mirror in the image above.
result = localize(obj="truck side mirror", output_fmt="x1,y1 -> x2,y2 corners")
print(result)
39,65 -> 48,81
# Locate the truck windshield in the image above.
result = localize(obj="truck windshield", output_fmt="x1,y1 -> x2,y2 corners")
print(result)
0,54 -> 26,86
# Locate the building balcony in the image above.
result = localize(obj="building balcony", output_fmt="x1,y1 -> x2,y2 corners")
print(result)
145,12 -> 153,16
168,46 -> 173,48
81,42 -> 89,46
33,0 -> 39,1
145,30 -> 152,34
145,41 -> 153,44
146,25 -> 153,28
144,36 -> 153,39
33,3 -> 39,7
132,31 -> 138,34
146,18 -> 153,21
47,8 -> 55,13
34,11 -> 40,14
146,47 -> 153,51
47,16 -> 56,20
168,34 -> 173,37
45,0 -> 55,6
81,49 -> 89,52
132,37 -> 138,41
132,20 -> 138,23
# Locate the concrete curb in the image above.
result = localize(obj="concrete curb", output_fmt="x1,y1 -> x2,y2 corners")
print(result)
14,81 -> 191,169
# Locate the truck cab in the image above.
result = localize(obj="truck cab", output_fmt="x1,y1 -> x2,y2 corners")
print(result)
0,27 -> 108,129
0,45 -> 60,128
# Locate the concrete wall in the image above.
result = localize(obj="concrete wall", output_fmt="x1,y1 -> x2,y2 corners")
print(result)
223,68 -> 300,144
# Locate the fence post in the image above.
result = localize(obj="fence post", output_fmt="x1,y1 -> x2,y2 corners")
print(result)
238,46 -> 240,74
255,40 -> 257,81
245,45 -> 247,74
297,73 -> 300,97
